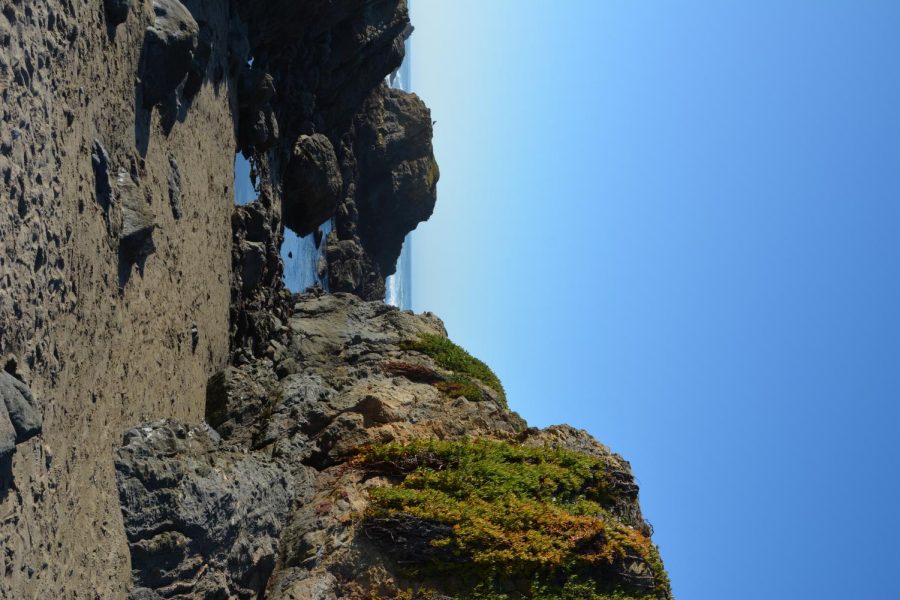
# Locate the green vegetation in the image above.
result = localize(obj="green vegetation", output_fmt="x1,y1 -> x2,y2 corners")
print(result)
358,439 -> 670,599
401,334 -> 506,407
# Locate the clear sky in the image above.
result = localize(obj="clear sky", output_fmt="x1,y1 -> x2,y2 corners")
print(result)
409,2 -> 900,598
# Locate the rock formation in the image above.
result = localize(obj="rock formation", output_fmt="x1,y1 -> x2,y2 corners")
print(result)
0,0 -> 670,598
116,292 -> 672,599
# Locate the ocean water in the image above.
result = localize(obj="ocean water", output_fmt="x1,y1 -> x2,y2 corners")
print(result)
234,39 -> 414,309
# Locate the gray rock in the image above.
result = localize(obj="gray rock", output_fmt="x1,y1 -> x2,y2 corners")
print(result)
141,0 -> 199,108
283,134 -> 342,237
239,240 -> 266,293
116,171 -> 156,275
114,420 -> 310,599
0,372 -> 41,444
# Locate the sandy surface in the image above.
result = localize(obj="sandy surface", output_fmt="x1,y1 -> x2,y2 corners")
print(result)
0,1 -> 236,595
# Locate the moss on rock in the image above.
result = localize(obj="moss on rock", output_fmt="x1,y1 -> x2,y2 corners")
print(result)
401,334 -> 507,407
358,439 -> 671,599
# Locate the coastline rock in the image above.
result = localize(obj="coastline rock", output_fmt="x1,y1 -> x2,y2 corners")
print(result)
115,420 -> 307,599
116,293 -> 668,599
324,83 -> 439,299
283,134 -> 343,236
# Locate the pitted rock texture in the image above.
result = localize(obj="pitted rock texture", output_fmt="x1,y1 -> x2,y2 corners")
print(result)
117,293 -> 663,599
0,1 -> 236,595
140,0 -> 200,109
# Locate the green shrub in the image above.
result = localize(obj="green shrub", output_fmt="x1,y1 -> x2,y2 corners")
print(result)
358,439 -> 671,599
401,334 -> 506,407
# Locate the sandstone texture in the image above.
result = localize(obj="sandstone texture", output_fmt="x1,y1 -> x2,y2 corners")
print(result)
0,1 -> 234,595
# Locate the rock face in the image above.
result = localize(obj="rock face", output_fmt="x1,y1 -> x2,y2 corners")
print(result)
228,0 -> 437,312
115,420 -> 306,599
116,293 -> 671,599
0,0 -> 238,595
346,83 -> 440,279
283,134 -> 343,237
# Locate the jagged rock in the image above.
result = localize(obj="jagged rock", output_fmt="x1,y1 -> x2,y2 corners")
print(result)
324,234 -> 384,301
104,0 -> 132,27
324,84 -> 439,299
283,134 -> 342,236
230,202 -> 291,356
141,0 -> 200,108
237,68 -> 279,153
118,294 -> 667,599
239,240 -> 266,293
115,420 -> 310,599
353,84 -> 439,276
0,371 -> 41,445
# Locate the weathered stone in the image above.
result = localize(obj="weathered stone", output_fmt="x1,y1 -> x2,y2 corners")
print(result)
114,420 -> 309,599
0,371 -> 41,444
116,171 -> 155,276
141,0 -> 199,108
283,134 -> 342,236
324,83 -> 439,299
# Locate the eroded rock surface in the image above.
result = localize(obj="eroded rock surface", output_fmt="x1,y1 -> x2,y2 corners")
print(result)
117,293 -> 669,599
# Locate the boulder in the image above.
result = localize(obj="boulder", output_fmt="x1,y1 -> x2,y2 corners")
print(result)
282,134 -> 342,236
141,0 -> 199,108
0,371 -> 41,444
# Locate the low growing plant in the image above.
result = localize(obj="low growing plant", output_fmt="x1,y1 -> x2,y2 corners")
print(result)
358,439 -> 671,599
401,334 -> 506,407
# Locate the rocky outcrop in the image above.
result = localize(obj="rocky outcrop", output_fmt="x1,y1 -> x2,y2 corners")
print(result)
326,83 -> 439,299
228,0 -> 434,312
283,134 -> 342,236
116,293 -> 670,599
115,420 -> 306,600
0,372 -> 41,468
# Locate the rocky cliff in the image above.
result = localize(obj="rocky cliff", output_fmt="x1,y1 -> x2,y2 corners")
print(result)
116,292 -> 671,599
0,1 -> 669,598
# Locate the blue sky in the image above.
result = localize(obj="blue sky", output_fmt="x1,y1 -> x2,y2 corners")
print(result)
409,2 -> 900,598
